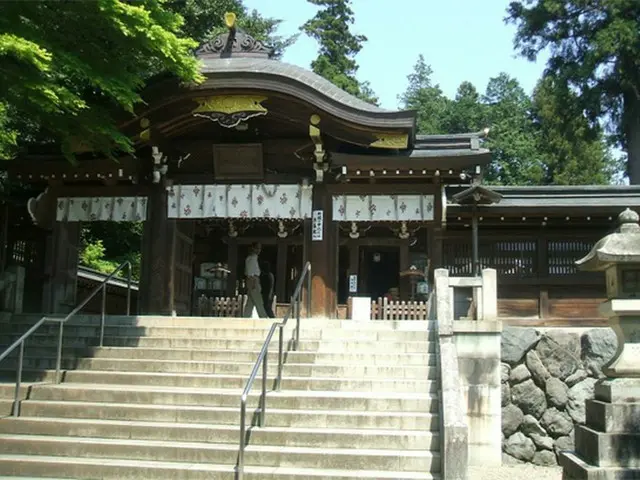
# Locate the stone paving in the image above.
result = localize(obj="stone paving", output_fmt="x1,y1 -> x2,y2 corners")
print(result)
469,465 -> 562,480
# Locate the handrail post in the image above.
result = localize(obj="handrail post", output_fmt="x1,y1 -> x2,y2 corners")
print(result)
294,297 -> 300,351
13,340 -> 24,417
100,284 -> 106,347
239,396 -> 246,480
260,349 -> 267,427
306,263 -> 311,319
126,262 -> 131,316
55,320 -> 64,384
277,324 -> 284,391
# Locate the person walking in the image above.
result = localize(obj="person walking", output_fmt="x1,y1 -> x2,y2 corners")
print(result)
260,260 -> 276,318
243,242 -> 268,318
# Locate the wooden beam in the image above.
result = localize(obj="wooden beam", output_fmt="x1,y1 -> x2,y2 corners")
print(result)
310,184 -> 336,318
328,184 -> 437,195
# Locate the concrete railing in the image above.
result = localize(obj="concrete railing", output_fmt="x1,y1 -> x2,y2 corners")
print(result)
434,268 -> 502,472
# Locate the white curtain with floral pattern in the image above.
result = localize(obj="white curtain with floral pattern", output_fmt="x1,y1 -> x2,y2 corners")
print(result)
167,184 -> 313,219
56,197 -> 148,222
332,194 -> 435,221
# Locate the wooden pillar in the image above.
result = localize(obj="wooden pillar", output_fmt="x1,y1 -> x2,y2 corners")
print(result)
430,182 -> 444,280
538,235 -> 549,318
309,184 -> 336,318
399,241 -> 410,300
43,221 -> 80,314
348,241 -> 359,294
139,183 -> 176,315
302,218 -> 311,317
276,241 -> 287,302
226,238 -> 238,297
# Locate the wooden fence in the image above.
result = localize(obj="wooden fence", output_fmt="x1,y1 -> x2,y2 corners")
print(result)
369,297 -> 431,320
196,294 -> 247,317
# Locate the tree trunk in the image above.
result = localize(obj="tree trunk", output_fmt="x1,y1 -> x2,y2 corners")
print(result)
624,90 -> 640,184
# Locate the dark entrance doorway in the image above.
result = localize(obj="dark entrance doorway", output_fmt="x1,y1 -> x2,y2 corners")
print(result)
360,247 -> 400,300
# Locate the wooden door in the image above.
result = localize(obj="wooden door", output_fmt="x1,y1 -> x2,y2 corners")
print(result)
172,221 -> 194,315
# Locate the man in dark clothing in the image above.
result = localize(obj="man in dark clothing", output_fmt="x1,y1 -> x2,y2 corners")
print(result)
260,261 -> 275,318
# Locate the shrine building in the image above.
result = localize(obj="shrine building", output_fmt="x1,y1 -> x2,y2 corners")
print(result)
4,18 -> 640,323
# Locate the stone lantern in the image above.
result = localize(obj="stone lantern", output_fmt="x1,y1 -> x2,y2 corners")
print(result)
560,209 -> 640,478
574,208 -> 640,380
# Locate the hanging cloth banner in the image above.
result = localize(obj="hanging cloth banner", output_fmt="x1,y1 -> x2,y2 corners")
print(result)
332,194 -> 435,222
167,184 -> 313,219
56,197 -> 148,222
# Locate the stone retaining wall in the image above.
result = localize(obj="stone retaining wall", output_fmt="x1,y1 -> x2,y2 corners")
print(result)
500,326 -> 617,466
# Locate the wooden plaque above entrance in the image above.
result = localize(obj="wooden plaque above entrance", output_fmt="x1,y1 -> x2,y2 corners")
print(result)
332,194 -> 435,222
167,184 -> 313,219
213,143 -> 263,180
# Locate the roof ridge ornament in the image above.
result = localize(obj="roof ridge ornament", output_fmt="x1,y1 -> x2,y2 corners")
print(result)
196,12 -> 274,59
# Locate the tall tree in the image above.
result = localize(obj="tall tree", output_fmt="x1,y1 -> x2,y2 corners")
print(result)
532,76 -> 617,185
301,0 -> 378,104
442,81 -> 487,134
507,0 -> 640,183
398,55 -> 448,134
0,0 -> 202,160
482,73 -> 546,185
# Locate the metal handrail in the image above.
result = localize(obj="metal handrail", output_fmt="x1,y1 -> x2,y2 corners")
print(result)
238,261 -> 311,480
0,260 -> 133,416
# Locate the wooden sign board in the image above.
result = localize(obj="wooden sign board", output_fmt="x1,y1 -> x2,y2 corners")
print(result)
312,210 -> 323,241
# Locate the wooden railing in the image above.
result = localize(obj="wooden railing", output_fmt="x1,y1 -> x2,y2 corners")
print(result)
369,297 -> 431,320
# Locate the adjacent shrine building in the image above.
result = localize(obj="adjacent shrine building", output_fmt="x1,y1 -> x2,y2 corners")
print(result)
5,18 -> 640,322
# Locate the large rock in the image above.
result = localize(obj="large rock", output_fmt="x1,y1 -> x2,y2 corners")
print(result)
546,377 -> 569,408
502,452 -> 525,465
526,350 -> 551,386
502,404 -> 524,437
567,377 -> 597,424
504,432 -> 536,462
541,407 -> 574,437
581,329 -> 617,377
509,364 -> 532,384
521,415 -> 553,450
502,382 -> 511,407
502,327 -> 540,365
501,363 -> 511,383
535,331 -> 581,380
554,434 -> 574,455
511,379 -> 547,419
532,450 -> 558,466
565,369 -> 588,387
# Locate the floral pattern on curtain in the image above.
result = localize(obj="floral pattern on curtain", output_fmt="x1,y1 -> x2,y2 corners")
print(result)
56,197 -> 148,222
332,194 -> 435,221
166,184 -> 313,219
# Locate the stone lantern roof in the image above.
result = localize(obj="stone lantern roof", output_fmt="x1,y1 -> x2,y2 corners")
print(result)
576,208 -> 640,272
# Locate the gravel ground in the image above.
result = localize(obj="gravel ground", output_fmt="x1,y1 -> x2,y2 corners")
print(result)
469,465 -> 562,480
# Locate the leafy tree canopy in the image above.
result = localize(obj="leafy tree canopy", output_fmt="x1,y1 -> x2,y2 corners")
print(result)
301,0 -> 378,104
0,0 -> 203,161
506,0 -> 640,183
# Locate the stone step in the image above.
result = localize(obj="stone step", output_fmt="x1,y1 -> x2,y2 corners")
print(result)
586,399 -> 640,433
0,434 -> 439,471
12,400 -> 438,430
574,424 -> 640,468
57,370 -> 438,392
0,454 -> 439,479
8,315 -> 434,331
0,345 -> 438,365
7,325 -> 435,341
0,417 -> 439,450
559,450 -> 640,479
0,357 -> 438,379
1,335 -> 435,353
22,383 -> 438,412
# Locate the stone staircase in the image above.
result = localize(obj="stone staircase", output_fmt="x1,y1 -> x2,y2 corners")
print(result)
0,314 -> 440,479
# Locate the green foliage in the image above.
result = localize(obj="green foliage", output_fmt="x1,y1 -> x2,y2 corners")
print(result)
81,223 -> 143,280
399,56 -> 615,185
301,0 -> 378,104
0,0 -> 203,160
506,0 -> 640,182
397,55 -> 448,134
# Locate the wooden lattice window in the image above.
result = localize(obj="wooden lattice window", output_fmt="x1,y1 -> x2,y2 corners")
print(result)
481,240 -> 537,277
547,239 -> 595,275
443,239 -> 472,276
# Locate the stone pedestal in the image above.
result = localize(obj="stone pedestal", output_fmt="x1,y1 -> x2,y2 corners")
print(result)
559,378 -> 640,479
